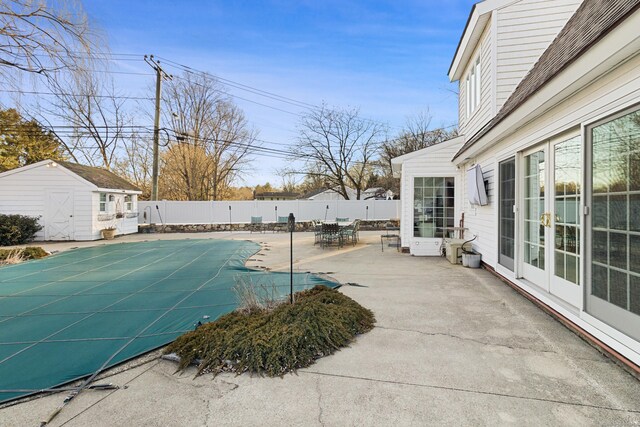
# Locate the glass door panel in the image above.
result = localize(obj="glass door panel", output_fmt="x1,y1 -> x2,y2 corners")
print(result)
499,158 -> 516,270
550,136 -> 581,306
586,107 -> 640,341
522,149 -> 548,286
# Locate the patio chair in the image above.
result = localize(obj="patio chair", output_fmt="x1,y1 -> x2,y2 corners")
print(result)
273,216 -> 289,233
339,219 -> 360,246
312,220 -> 323,245
249,216 -> 264,233
321,222 -> 342,248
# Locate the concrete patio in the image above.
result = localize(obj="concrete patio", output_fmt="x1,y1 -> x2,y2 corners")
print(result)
1,231 -> 639,426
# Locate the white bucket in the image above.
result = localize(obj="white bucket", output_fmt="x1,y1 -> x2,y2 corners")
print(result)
462,252 -> 482,268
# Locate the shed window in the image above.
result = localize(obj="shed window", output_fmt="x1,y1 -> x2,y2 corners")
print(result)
413,177 -> 455,238
99,193 -> 107,212
124,195 -> 133,211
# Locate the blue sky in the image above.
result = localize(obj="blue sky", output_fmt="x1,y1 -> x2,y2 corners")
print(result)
83,0 -> 475,186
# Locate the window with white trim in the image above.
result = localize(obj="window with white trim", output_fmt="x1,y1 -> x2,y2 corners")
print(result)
124,195 -> 133,211
99,193 -> 107,212
465,57 -> 481,118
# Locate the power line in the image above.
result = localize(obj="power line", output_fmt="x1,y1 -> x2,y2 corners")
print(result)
2,89 -> 154,101
156,56 -> 318,110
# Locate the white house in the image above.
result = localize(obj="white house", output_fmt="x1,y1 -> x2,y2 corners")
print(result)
393,0 -> 640,368
0,160 -> 142,241
391,136 -> 465,255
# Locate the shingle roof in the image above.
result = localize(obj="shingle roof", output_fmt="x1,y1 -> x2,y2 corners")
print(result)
58,161 -> 141,191
453,0 -> 640,160
255,191 -> 299,197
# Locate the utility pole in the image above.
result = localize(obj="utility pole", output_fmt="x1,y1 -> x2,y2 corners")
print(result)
144,55 -> 172,201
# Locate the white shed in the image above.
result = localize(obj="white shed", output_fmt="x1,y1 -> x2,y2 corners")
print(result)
391,136 -> 466,256
0,160 -> 142,241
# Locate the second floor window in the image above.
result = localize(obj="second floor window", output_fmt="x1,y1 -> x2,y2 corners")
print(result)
466,57 -> 481,118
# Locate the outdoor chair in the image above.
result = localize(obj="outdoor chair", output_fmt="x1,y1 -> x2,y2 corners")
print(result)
321,222 -> 342,248
249,216 -> 264,233
339,219 -> 360,246
273,216 -> 289,233
312,220 -> 323,244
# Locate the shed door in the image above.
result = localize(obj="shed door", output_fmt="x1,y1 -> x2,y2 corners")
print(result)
45,190 -> 74,241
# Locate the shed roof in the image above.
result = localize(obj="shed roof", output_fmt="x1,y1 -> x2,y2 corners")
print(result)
453,0 -> 640,160
58,161 -> 141,192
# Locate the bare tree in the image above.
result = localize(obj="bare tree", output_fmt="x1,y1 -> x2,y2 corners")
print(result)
38,63 -> 129,169
112,131 -> 153,199
275,166 -> 302,193
379,111 -> 458,173
159,72 -> 257,200
293,103 -> 386,200
0,0 -> 94,82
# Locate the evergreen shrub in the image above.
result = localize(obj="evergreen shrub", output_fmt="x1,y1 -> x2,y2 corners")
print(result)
0,214 -> 42,246
166,285 -> 375,377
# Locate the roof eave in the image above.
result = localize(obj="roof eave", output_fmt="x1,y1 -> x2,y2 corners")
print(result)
95,188 -> 143,195
391,135 -> 466,166
453,17 -> 640,164
448,0 -> 516,82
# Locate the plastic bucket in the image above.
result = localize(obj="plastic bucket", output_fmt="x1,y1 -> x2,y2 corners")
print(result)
462,252 -> 482,268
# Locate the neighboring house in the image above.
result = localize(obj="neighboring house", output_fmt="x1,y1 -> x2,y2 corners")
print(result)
254,191 -> 300,201
304,188 -> 357,201
393,0 -> 640,367
0,160 -> 141,241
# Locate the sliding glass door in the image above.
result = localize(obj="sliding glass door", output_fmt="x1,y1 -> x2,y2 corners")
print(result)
499,158 -> 516,270
586,106 -> 640,341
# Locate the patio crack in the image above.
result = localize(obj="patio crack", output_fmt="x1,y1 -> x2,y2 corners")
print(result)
316,377 -> 325,426
376,325 -> 553,354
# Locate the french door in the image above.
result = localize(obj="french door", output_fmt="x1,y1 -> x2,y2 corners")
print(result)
521,136 -> 582,308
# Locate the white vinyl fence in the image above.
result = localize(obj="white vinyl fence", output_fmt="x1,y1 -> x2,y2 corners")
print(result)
138,200 -> 400,225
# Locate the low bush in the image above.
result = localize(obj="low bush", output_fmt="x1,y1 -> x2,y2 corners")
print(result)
0,246 -> 48,263
0,249 -> 24,265
21,246 -> 48,259
166,285 -> 375,377
0,214 -> 43,246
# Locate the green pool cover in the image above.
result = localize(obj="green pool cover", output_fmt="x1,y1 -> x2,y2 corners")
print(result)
0,239 -> 337,403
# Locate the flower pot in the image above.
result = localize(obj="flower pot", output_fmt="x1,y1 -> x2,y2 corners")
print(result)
462,252 -> 481,268
102,229 -> 116,240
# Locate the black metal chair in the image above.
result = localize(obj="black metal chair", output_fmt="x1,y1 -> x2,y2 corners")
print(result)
321,223 -> 341,248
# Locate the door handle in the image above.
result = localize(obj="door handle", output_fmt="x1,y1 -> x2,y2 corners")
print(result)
540,212 -> 551,228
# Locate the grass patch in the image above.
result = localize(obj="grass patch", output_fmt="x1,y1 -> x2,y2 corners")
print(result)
0,246 -> 48,265
165,285 -> 375,377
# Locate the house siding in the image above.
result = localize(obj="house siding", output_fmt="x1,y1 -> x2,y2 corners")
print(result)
495,0 -> 582,109
461,155 -> 498,266
463,50 -> 640,267
459,20 -> 493,138
398,139 -> 465,255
